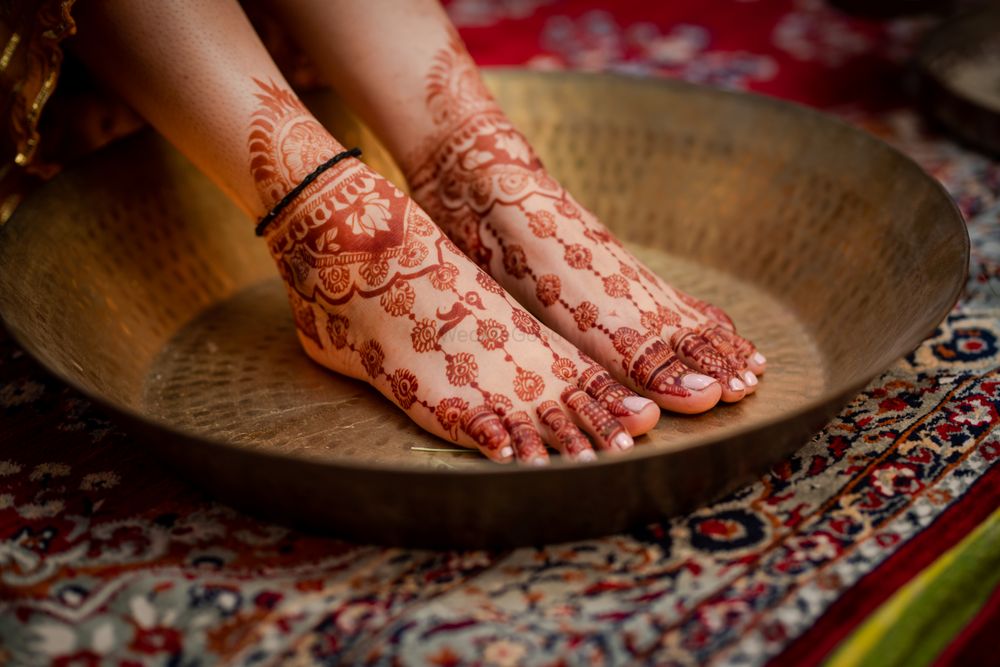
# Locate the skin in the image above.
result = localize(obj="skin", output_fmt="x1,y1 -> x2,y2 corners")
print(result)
71,0 -> 660,465
269,0 -> 768,413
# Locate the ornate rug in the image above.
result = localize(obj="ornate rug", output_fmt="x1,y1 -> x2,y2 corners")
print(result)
1,1 -> 998,665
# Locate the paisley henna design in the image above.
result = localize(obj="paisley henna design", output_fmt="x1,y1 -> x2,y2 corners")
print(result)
446,352 -> 479,387
511,308 -> 541,337
429,262 -> 459,290
358,340 -> 385,378
602,274 -> 631,299
410,318 -> 438,352
503,245 -> 529,279
476,319 -> 509,351
476,269 -> 505,295
551,357 -> 579,382
536,274 -> 561,307
513,368 -> 545,402
403,37 -> 765,411
389,369 -> 419,410
249,79 -> 638,463
573,301 -> 599,332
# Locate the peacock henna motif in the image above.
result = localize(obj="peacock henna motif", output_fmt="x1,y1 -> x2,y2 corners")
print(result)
550,357 -> 579,382
513,368 -> 545,401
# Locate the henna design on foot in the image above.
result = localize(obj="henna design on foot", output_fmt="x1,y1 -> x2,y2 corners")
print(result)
401,37 -> 765,415
248,79 -> 642,463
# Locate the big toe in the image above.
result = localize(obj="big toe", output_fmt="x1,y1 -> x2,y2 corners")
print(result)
611,330 -> 722,414
617,395 -> 661,434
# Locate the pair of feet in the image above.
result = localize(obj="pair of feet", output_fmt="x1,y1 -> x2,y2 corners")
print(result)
251,76 -> 765,465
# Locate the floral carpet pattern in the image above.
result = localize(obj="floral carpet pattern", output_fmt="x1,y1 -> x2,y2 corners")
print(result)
2,1 -> 999,665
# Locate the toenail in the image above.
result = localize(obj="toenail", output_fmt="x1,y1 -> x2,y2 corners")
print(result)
500,446 -> 514,459
622,396 -> 655,413
612,432 -> 634,451
529,457 -> 548,466
743,370 -> 758,387
576,450 -> 597,462
752,352 -> 767,365
729,377 -> 746,392
681,374 -> 717,391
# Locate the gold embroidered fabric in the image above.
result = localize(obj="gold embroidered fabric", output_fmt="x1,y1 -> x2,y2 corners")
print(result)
0,0 -> 76,222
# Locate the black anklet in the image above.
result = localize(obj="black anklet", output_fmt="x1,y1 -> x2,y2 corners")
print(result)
254,147 -> 363,237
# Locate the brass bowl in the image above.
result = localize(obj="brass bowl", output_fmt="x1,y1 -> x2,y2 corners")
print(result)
0,71 -> 967,548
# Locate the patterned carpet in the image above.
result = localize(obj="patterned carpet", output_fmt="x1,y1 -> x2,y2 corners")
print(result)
2,1 -> 999,665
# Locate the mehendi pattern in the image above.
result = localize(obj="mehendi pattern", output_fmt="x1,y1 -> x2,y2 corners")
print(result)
403,38 -> 764,405
247,79 -> 645,461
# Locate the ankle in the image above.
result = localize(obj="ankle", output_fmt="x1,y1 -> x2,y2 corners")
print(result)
259,157 -> 367,244
245,79 -> 349,211
263,155 -> 428,306
404,107 -> 545,208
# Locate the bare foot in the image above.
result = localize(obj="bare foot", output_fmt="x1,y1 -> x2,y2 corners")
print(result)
249,80 -> 660,463
402,38 -> 766,413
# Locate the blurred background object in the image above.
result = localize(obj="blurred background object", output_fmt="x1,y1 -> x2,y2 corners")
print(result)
912,4 -> 1000,156
828,0 -> 955,19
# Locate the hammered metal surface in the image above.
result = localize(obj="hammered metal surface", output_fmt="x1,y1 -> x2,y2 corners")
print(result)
0,71 -> 968,546
143,252 -> 824,469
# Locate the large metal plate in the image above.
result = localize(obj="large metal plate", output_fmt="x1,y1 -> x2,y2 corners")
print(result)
0,71 -> 968,547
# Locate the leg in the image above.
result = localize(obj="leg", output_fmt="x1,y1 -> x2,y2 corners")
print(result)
72,0 -> 658,463
270,0 -> 767,412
